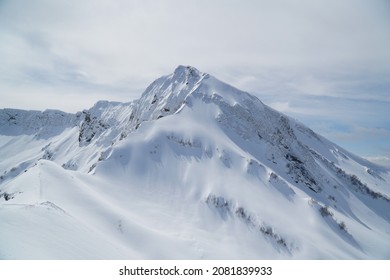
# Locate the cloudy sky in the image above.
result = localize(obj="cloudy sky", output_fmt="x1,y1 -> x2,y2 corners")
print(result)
1,0 -> 389,163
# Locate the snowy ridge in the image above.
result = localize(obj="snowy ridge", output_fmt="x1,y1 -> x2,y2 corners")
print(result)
1,66 -> 389,259
0,108 -> 77,138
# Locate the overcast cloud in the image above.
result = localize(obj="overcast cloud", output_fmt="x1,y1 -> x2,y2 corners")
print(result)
0,0 -> 389,160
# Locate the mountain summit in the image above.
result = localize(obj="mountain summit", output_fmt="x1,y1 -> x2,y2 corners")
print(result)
1,66 -> 389,259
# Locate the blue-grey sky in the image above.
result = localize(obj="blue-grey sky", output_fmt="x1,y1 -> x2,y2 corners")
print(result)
1,0 -> 389,163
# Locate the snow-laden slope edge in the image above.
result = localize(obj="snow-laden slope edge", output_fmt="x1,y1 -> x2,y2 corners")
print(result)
1,65 -> 389,259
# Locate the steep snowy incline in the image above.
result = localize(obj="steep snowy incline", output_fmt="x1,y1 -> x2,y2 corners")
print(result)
93,68 -> 390,258
1,65 -> 389,259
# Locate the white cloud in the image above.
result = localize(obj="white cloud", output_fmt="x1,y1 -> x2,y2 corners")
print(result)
2,0 -> 390,87
365,156 -> 390,168
267,102 -> 293,113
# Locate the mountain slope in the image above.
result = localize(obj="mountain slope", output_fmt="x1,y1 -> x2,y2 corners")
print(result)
1,66 -> 389,259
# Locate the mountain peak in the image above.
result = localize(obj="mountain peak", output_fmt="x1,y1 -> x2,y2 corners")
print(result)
173,65 -> 201,77
171,65 -> 205,87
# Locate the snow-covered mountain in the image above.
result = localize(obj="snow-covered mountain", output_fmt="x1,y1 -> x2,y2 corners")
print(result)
1,65 -> 389,259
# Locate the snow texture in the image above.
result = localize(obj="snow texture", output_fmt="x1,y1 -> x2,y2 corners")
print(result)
1,65 -> 389,259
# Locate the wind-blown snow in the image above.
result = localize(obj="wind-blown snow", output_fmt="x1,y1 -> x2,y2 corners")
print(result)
1,65 -> 389,259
